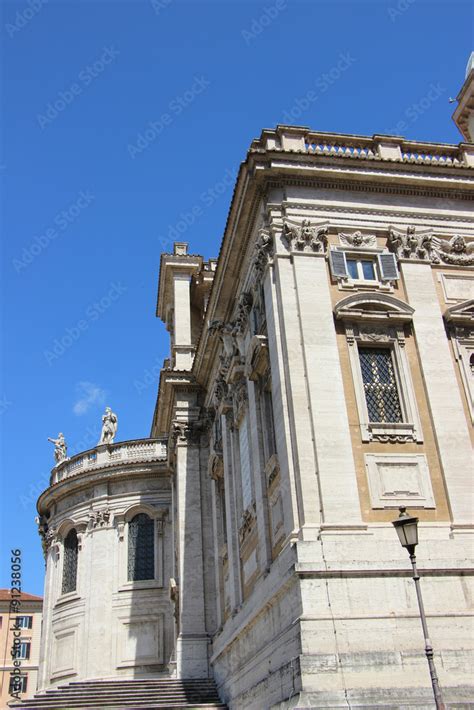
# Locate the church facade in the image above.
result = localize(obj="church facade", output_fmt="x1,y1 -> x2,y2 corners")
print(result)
36,62 -> 474,708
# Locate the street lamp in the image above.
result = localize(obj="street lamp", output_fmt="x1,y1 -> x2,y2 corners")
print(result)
392,507 -> 445,710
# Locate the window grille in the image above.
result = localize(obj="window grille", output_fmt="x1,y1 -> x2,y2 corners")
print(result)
359,347 -> 402,423
61,529 -> 78,595
128,514 -> 155,581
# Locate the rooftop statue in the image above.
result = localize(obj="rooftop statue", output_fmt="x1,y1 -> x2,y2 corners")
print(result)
47,433 -> 68,465
98,407 -> 118,445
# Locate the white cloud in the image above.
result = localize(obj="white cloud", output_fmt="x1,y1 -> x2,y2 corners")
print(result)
73,381 -> 106,416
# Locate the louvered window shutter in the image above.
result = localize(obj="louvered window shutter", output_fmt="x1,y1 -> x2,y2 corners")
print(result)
378,253 -> 398,281
329,250 -> 348,278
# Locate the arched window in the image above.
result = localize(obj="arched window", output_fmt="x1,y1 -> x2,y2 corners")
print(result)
62,529 -> 78,594
128,513 -> 155,581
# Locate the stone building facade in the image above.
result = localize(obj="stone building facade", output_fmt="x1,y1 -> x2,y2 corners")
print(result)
36,60 -> 474,707
0,590 -> 43,706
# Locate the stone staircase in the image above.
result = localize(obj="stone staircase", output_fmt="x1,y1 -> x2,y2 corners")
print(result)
13,678 -> 227,710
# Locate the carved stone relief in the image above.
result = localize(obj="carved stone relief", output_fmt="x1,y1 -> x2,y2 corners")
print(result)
339,231 -> 377,248
283,219 -> 328,253
389,226 -> 474,266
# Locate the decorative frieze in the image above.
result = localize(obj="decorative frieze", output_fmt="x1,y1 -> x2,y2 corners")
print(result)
283,219 -> 328,253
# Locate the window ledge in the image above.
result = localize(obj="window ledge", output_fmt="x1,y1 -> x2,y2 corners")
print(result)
363,422 -> 419,443
54,592 -> 81,607
118,580 -> 162,592
338,279 -> 393,293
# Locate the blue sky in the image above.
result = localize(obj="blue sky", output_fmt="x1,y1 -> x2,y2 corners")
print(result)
0,0 -> 472,596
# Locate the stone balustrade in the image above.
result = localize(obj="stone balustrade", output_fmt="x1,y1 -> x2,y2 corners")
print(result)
51,437 -> 168,485
251,125 -> 474,167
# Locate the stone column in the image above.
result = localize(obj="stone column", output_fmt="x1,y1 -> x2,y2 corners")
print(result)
401,260 -> 474,525
174,423 -> 209,678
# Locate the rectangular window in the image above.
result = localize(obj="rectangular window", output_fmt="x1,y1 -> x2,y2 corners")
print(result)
346,258 -> 377,281
9,674 -> 28,694
17,642 -> 31,660
239,415 -> 253,511
15,616 -> 33,629
329,249 -> 398,285
359,347 -> 402,423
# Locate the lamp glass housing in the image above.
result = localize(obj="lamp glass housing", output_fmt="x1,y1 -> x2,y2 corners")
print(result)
392,508 -> 419,550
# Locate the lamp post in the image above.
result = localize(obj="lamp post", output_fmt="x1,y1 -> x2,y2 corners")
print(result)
392,507 -> 445,710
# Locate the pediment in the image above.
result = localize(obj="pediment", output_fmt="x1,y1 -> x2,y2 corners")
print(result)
334,292 -> 414,323
444,299 -> 474,325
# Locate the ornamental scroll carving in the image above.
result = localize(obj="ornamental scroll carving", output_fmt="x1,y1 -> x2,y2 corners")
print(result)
283,219 -> 328,253
388,226 -> 474,266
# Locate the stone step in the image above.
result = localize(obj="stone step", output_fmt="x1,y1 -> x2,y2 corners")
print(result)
16,704 -> 226,710
15,678 -> 227,710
